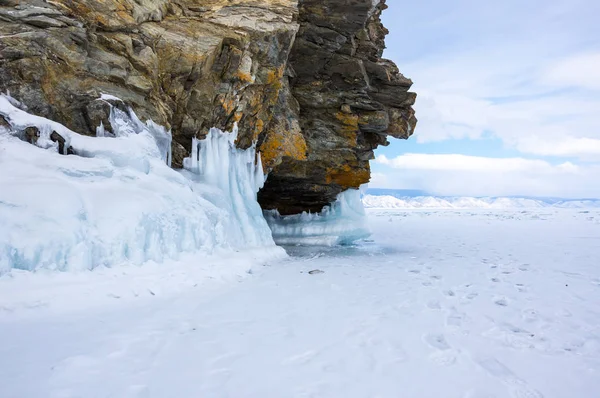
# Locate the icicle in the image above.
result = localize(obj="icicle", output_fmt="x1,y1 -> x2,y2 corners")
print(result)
182,126 -> 272,247
96,121 -> 105,137
167,130 -> 172,168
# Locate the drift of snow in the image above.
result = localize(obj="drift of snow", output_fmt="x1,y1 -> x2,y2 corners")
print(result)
264,189 -> 370,246
0,95 -> 282,274
362,194 -> 600,209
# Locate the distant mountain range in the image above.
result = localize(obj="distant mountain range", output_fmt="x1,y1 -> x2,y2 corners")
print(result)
363,189 -> 600,209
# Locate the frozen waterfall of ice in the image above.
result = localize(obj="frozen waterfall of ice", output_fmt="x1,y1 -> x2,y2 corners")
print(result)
0,95 -> 281,274
264,189 -> 371,246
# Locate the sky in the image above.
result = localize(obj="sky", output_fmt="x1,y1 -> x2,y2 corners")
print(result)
374,0 -> 600,198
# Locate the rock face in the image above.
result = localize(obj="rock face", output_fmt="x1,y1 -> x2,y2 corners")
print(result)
259,0 -> 417,213
0,0 -> 416,214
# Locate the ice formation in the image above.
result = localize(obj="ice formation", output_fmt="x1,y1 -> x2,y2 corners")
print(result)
95,97 -> 172,167
182,127 -> 274,248
0,95 -> 280,274
264,189 -> 371,246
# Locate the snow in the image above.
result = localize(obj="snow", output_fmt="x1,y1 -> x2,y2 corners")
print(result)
363,194 -> 600,209
1,208 -> 599,397
99,93 -> 124,102
264,188 -> 371,246
0,95 -> 282,273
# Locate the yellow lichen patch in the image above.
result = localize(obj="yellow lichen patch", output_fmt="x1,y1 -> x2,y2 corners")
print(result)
236,70 -> 254,83
335,111 -> 359,139
219,95 -> 237,115
253,118 -> 265,138
326,166 -> 370,189
40,60 -> 74,114
263,65 -> 285,104
259,129 -> 308,169
266,65 -> 285,85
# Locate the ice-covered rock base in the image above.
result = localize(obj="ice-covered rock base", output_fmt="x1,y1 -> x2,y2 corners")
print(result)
264,189 -> 371,246
0,95 -> 281,274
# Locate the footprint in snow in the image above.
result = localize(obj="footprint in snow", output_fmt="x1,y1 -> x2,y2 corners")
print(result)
427,300 -> 441,310
515,284 -> 527,293
465,292 -> 479,300
494,297 -> 509,307
282,350 -> 318,365
484,320 -> 549,352
424,333 -> 450,350
521,309 -> 539,322
423,333 -> 458,366
446,308 -> 466,328
475,357 -> 544,398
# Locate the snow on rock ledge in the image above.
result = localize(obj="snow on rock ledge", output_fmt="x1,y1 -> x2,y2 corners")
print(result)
264,189 -> 371,246
0,95 -> 282,274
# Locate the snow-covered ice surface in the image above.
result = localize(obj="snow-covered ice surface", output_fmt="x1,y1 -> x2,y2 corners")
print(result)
2,209 -> 600,398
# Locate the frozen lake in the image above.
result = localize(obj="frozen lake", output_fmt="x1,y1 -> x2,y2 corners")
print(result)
1,209 -> 600,398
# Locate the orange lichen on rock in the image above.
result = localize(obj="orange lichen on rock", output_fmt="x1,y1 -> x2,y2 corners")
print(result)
233,111 -> 244,123
326,164 -> 370,188
259,128 -> 307,169
219,95 -> 237,115
236,70 -> 254,83
253,118 -> 265,138
334,111 -> 360,141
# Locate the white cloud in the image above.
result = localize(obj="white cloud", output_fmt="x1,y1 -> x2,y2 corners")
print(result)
376,154 -> 577,173
543,53 -> 600,90
368,172 -> 390,188
408,80 -> 600,158
383,1 -> 600,160
515,136 -> 600,158
373,154 -> 600,198
377,1 -> 600,196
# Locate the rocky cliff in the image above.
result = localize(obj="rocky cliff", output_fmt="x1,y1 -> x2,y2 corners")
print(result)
0,0 -> 416,214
